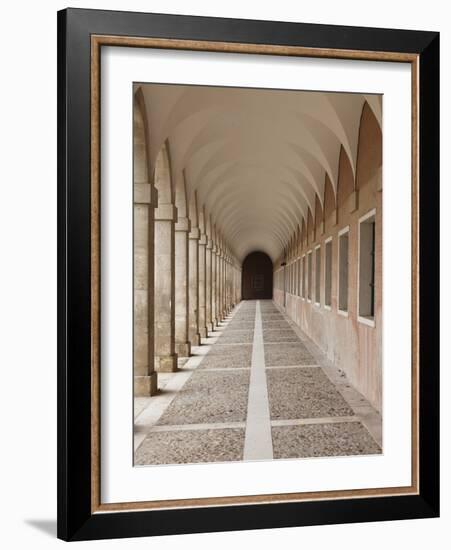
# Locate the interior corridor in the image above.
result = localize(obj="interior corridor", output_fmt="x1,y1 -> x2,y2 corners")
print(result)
133,82 -> 383,464
134,300 -> 381,465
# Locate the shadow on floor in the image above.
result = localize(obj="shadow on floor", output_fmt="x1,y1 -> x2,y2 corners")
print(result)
25,519 -> 57,538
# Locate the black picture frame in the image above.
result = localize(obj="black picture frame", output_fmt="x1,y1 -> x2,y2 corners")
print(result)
57,7 -> 439,541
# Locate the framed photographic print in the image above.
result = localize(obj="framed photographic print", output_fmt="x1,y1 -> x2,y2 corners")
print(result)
57,8 -> 439,541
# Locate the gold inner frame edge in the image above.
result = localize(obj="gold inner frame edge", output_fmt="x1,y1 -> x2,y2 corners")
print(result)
90,34 -> 420,514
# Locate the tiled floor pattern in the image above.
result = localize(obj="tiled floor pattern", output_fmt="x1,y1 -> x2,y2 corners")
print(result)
135,300 -> 381,466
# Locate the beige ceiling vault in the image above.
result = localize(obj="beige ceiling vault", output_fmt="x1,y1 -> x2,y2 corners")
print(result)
140,84 -> 382,263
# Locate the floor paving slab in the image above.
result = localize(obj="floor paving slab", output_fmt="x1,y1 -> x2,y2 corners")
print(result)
219,329 -> 254,344
265,342 -> 316,366
136,428 -> 245,465
267,367 -> 355,419
272,422 -> 381,458
262,328 -> 299,342
198,352 -> 253,369
206,343 -> 253,357
157,370 -> 250,425
226,321 -> 255,329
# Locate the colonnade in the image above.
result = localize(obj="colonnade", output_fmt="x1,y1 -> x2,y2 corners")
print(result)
132,84 -> 383,413
133,106 -> 242,395
135,192 -> 242,395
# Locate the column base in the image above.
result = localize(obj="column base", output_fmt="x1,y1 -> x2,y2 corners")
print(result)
199,326 -> 208,338
134,373 -> 158,396
207,321 -> 214,332
155,354 -> 178,372
190,333 -> 201,346
175,341 -> 191,357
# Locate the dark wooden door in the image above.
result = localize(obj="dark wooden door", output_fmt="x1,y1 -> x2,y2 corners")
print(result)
241,252 -> 273,300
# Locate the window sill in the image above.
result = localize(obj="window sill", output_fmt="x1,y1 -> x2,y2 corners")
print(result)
337,309 -> 348,317
358,315 -> 375,328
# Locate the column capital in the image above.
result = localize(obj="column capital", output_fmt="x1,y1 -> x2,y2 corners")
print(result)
175,216 -> 191,232
206,239 -> 213,250
134,183 -> 158,206
189,227 -> 200,240
199,234 -> 208,246
155,203 -> 177,222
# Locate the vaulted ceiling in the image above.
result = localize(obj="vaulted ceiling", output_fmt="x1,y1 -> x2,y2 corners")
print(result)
140,84 -> 381,262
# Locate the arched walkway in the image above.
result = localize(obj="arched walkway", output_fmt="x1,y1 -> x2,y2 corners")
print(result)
132,82 -> 384,465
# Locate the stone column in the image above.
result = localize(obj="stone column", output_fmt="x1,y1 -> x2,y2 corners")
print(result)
239,268 -> 242,302
214,248 -> 220,325
224,259 -> 228,312
233,267 -> 237,305
224,257 -> 228,314
226,260 -> 231,311
223,256 -> 228,317
231,266 -> 235,307
188,227 -> 201,346
154,204 -> 178,372
230,263 -> 233,308
198,233 -> 208,338
206,239 -> 213,332
221,254 -> 226,318
134,183 -> 158,396
217,251 -> 223,321
174,216 -> 191,357
211,243 -> 217,328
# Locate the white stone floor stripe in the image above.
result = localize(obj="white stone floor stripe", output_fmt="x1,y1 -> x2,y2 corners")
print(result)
201,367 -> 251,372
211,342 -> 254,347
243,301 -> 274,461
145,421 -> 246,433
265,364 -> 320,369
271,416 -> 360,427
221,328 -> 255,332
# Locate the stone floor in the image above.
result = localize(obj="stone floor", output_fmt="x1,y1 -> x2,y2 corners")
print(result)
134,300 -> 382,466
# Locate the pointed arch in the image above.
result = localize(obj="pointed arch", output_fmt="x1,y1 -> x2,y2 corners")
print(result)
356,102 -> 383,191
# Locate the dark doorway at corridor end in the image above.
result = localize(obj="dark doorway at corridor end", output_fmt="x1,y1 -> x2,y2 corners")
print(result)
242,252 -> 273,300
